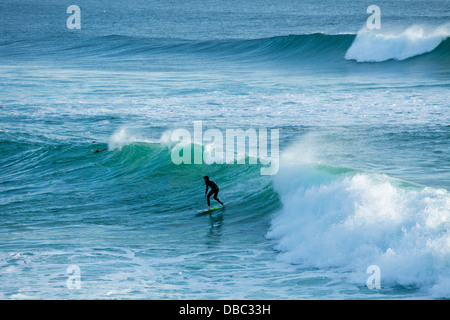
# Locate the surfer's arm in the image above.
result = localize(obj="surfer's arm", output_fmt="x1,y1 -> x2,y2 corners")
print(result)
205,184 -> 209,196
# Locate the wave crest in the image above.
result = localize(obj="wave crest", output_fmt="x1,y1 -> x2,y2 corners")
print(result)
345,24 -> 450,62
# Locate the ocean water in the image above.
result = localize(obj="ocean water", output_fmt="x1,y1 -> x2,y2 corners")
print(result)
0,0 -> 449,299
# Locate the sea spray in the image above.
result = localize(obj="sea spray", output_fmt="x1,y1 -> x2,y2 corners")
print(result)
345,24 -> 450,62
268,157 -> 450,296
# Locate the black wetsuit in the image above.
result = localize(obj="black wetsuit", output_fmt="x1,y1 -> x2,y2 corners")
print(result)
205,180 -> 223,207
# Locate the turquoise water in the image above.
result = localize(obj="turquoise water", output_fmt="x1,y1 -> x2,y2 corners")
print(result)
0,0 -> 449,299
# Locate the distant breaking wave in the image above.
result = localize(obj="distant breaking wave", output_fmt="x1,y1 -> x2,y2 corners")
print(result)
1,25 -> 448,65
345,24 -> 450,62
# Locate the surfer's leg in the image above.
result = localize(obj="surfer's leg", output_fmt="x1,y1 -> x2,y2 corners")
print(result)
207,190 -> 214,207
213,190 -> 224,205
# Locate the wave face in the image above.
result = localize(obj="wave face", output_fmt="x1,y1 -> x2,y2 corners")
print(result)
268,145 -> 450,298
0,33 -> 353,63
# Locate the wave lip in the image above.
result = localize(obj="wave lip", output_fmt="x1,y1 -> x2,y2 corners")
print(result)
345,24 -> 450,62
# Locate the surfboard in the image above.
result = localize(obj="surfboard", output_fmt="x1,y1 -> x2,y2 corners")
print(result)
196,206 -> 223,216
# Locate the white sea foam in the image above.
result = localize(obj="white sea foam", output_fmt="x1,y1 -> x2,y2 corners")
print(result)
108,127 -> 157,150
268,141 -> 450,297
345,24 -> 449,62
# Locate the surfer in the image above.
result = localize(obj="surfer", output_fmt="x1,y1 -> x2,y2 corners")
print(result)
204,176 -> 225,210
92,141 -> 108,153
93,148 -> 108,153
